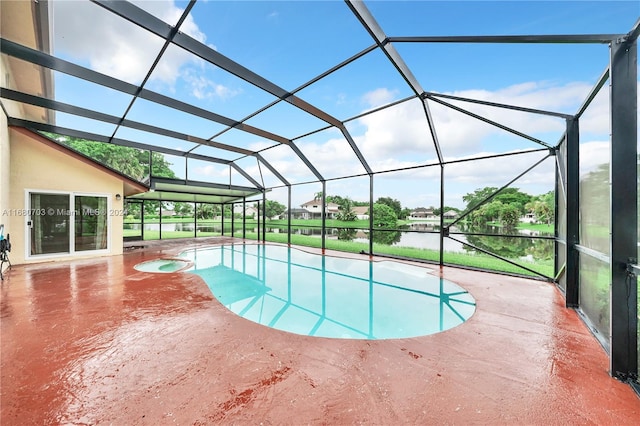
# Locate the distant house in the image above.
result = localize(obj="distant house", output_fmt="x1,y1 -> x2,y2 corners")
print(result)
300,199 -> 340,219
521,212 -> 537,224
409,207 -> 439,221
233,205 -> 259,218
161,207 -> 177,217
443,210 -> 459,220
352,206 -> 369,220
284,208 -> 311,220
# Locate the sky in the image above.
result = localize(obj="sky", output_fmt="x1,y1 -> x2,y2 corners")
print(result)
35,0 -> 640,209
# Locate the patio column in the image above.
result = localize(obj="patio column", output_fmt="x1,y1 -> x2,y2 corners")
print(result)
369,174 -> 373,256
287,185 -> 291,246
565,117 -> 580,308
321,181 -> 326,252
262,190 -> 267,243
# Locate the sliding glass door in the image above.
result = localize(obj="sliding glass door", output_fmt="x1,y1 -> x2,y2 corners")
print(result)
74,195 -> 108,251
30,193 -> 70,255
29,192 -> 109,257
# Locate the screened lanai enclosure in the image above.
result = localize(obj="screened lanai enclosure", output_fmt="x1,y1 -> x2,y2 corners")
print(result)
1,0 -> 639,389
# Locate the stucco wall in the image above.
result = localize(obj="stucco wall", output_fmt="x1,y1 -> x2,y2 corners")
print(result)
1,55 -> 16,275
0,112 -> 9,231
1,54 -> 20,225
8,129 -> 125,264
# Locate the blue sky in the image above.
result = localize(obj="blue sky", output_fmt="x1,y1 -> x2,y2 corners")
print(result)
43,0 -> 639,209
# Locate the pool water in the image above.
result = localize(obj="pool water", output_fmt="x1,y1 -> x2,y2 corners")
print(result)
180,244 -> 476,340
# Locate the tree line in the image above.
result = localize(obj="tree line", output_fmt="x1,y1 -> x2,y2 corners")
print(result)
463,187 -> 554,228
46,133 -> 554,228
258,195 -> 404,228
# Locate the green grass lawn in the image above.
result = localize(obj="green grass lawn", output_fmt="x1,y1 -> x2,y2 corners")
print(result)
240,232 -> 554,279
516,223 -> 554,233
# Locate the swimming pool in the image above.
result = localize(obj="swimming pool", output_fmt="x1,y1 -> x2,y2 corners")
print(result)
180,244 -> 476,340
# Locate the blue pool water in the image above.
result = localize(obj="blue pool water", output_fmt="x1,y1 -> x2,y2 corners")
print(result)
180,244 -> 476,340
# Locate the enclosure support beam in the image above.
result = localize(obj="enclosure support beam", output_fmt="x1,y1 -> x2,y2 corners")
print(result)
289,142 -> 324,182
8,118 -> 240,168
564,117 -> 580,308
262,191 -> 267,243
159,203 -> 163,240
221,204 -> 225,238
553,156 -> 559,288
254,201 -> 259,242
369,175 -> 374,256
193,202 -> 197,238
609,37 -> 638,381
231,202 -> 235,238
242,198 -> 246,240
321,182 -> 327,252
439,166 -> 445,266
287,186 -> 292,246
427,95 -> 552,149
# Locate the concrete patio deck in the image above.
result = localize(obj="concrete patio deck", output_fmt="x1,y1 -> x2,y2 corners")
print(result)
1,237 -> 638,424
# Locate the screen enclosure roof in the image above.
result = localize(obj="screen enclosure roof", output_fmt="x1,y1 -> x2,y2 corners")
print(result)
1,0 -> 638,205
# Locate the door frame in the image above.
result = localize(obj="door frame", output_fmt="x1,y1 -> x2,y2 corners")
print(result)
25,189 -> 112,260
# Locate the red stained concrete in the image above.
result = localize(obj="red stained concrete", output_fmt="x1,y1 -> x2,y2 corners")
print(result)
1,237 -> 638,425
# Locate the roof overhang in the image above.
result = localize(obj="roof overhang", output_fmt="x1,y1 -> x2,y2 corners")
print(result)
126,177 -> 264,204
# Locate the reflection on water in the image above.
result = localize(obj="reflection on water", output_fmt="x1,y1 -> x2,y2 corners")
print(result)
126,222 -> 553,262
180,244 -> 476,339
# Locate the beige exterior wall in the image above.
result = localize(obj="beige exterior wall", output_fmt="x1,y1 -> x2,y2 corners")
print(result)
8,129 -> 125,264
1,54 -> 22,223
0,111 -> 9,226
1,54 -> 17,275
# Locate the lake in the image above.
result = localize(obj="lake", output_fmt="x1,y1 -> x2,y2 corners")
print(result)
125,221 -> 553,261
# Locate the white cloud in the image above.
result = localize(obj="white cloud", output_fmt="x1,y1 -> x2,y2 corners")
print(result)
53,1 -> 162,83
362,88 -> 398,108
183,69 -> 240,100
352,80 -> 609,165
295,137 -> 369,178
455,81 -> 591,114
371,148 -> 554,185
249,140 -> 283,152
355,98 -> 437,164
130,0 -> 207,42
578,85 -> 610,135
252,80 -> 603,207
53,0 -> 233,99
251,130 -> 373,183
193,164 -> 228,178
443,150 -> 555,187
578,140 -> 610,177
208,79 -> 628,208
250,144 -> 317,183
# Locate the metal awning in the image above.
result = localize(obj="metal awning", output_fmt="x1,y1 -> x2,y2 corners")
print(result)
126,177 -> 264,204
